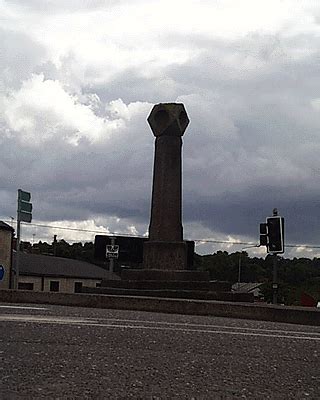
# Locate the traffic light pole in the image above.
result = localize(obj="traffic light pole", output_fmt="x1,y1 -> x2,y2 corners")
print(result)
259,208 -> 284,304
272,254 -> 278,304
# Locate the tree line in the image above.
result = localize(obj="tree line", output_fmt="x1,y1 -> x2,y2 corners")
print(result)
195,251 -> 320,305
20,239 -> 95,263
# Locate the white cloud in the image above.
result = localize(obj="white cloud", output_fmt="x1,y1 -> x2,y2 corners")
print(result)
18,216 -> 146,244
1,74 -> 123,145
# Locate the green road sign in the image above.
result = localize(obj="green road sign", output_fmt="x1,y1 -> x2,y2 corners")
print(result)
20,201 -> 32,213
18,189 -> 31,202
18,189 -> 32,223
19,211 -> 32,223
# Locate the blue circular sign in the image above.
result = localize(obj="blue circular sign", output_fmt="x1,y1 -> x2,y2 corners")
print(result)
0,265 -> 4,281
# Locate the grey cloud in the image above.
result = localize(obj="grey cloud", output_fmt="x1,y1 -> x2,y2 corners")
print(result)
0,28 -> 46,89
184,186 -> 320,245
86,68 -> 181,105
6,0 -> 112,13
5,0 -> 152,13
0,106 -> 154,223
170,34 -> 320,247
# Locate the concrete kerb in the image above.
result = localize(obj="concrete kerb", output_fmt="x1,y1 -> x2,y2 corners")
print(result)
0,289 -> 319,326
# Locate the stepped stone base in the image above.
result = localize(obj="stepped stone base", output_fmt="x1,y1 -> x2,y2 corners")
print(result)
81,286 -> 254,302
100,279 -> 231,291
82,268 -> 253,302
121,269 -> 210,282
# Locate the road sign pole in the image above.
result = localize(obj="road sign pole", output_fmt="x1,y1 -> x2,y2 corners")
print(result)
15,188 -> 32,289
15,203 -> 21,290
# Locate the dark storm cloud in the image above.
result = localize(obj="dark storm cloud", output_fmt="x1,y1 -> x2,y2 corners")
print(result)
162,32 -> 320,250
184,186 -> 320,245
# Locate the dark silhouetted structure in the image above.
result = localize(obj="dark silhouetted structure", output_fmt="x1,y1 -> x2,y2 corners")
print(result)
143,103 -> 189,270
85,104 -> 253,302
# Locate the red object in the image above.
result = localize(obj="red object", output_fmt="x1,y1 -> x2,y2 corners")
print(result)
300,292 -> 317,307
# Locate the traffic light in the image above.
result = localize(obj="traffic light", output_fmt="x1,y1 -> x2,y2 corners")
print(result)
18,189 -> 32,223
267,216 -> 284,253
259,216 -> 284,254
259,223 -> 268,246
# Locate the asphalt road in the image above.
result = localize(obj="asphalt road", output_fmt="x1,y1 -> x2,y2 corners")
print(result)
0,303 -> 319,399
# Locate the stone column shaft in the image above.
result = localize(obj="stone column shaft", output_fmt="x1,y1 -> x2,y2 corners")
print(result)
143,103 -> 190,270
149,135 -> 183,242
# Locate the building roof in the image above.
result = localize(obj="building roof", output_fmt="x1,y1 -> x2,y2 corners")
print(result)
0,221 -> 14,232
232,282 -> 264,293
15,252 -> 120,280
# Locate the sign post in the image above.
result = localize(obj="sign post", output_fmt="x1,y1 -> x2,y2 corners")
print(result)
15,189 -> 33,289
106,237 -> 119,273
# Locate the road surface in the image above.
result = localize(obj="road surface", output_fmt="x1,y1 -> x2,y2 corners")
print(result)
0,302 -> 319,399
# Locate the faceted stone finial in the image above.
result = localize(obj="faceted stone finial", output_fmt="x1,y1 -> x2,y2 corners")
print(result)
147,103 -> 189,137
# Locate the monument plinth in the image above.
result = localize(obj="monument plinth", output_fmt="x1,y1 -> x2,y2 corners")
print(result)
143,103 -> 189,270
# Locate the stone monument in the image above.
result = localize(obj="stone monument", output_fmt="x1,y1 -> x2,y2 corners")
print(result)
83,102 -> 253,302
143,103 -> 189,270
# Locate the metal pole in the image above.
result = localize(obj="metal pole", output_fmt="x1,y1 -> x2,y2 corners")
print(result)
238,253 -> 241,290
272,207 -> 279,304
272,254 -> 278,304
109,236 -> 115,274
15,207 -> 21,290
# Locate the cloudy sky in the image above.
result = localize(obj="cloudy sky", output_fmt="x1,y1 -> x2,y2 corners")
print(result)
1,0 -> 320,257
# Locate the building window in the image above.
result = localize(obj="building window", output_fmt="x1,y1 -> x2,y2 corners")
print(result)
50,281 -> 60,292
18,282 -> 34,290
96,282 -> 101,288
74,282 -> 83,293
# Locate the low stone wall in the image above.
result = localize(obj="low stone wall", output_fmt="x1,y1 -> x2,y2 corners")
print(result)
0,289 -> 319,326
